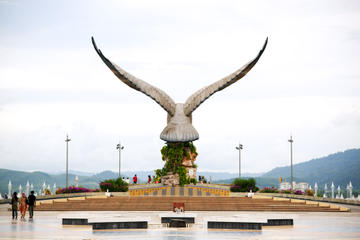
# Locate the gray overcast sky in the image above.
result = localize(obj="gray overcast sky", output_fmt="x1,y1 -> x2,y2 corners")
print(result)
0,0 -> 359,174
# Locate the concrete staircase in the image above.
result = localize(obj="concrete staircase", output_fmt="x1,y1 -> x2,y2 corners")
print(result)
35,196 -> 348,212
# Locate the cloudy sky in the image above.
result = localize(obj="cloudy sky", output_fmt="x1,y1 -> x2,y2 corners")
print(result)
1,0 -> 359,174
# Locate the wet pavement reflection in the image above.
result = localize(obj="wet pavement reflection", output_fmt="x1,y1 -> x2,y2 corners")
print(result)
1,205 -> 360,239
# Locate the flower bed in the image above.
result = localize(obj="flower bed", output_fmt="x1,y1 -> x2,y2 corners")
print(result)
280,190 -> 292,194
259,187 -> 279,193
56,186 -> 100,194
294,190 -> 303,195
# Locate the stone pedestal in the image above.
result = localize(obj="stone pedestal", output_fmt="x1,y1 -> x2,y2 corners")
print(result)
181,149 -> 197,180
161,172 -> 179,186
186,167 -> 196,179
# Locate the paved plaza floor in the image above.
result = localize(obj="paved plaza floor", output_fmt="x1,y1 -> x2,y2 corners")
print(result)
1,203 -> 360,239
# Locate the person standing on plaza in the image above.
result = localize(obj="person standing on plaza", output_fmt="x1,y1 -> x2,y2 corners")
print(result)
27,191 -> 36,219
10,192 -> 19,220
19,192 -> 28,220
133,174 -> 137,184
148,175 -> 151,184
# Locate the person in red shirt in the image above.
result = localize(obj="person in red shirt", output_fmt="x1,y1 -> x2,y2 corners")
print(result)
133,174 -> 137,184
148,175 -> 151,184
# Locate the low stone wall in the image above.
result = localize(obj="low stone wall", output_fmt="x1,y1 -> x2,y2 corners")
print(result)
192,183 -> 229,190
129,183 -> 163,189
270,193 -> 360,206
228,192 -> 249,197
129,183 -> 229,190
230,192 -> 360,206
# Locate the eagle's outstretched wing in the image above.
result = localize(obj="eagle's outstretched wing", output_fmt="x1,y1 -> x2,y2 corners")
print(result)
92,37 -> 176,116
183,37 -> 268,116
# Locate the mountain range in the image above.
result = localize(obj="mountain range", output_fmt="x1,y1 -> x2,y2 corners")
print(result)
261,148 -> 360,189
1,148 -> 359,195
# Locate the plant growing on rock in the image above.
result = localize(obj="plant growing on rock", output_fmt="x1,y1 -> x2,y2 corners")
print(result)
156,142 -> 198,186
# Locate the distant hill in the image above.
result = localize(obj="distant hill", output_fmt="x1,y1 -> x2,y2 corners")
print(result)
262,149 -> 360,189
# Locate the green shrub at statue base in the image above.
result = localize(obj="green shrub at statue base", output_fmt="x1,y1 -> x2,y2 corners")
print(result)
99,177 -> 129,192
155,142 -> 198,186
230,178 -> 259,192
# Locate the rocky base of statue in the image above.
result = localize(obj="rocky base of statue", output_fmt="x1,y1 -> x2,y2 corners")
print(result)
185,167 -> 197,179
161,172 -> 179,186
156,142 -> 198,186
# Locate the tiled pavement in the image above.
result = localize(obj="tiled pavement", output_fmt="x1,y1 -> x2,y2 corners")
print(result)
0,204 -> 360,239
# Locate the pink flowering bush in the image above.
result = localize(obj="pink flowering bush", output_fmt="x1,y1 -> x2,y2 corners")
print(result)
294,190 -> 303,195
259,187 -> 279,193
56,186 -> 100,194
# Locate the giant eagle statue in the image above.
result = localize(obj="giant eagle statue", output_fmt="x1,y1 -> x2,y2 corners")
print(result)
92,37 -> 267,142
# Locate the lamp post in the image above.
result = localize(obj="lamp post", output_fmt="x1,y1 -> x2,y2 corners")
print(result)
116,142 -> 124,178
235,143 -> 243,179
65,134 -> 71,189
288,136 -> 294,191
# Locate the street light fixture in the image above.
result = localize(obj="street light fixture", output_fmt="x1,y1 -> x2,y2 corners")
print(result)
235,143 -> 243,179
65,134 -> 71,189
288,135 -> 294,191
116,142 -> 124,177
